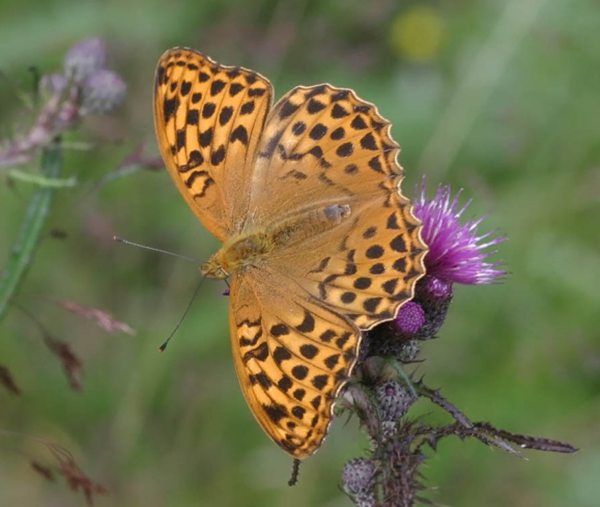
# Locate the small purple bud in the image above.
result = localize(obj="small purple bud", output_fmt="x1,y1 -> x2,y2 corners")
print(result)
422,276 -> 453,300
394,302 -> 425,336
221,289 -> 230,296
64,38 -> 108,82
342,458 -> 376,495
410,275 -> 453,340
81,69 -> 126,115
40,73 -> 68,95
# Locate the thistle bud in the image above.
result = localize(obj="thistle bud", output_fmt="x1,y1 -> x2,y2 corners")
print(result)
81,70 -> 126,115
64,38 -> 108,83
342,458 -> 376,495
375,380 -> 415,422
397,339 -> 420,362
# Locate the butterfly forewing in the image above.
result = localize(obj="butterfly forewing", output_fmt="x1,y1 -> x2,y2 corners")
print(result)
248,85 -> 401,224
153,48 -> 273,240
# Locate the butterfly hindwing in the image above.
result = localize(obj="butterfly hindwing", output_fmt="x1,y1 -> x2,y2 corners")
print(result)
154,48 -> 273,240
229,267 -> 361,458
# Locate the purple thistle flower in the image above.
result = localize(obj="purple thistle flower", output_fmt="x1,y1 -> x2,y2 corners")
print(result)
413,179 -> 507,285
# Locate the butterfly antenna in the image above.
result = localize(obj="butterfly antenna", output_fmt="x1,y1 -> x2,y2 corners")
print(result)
113,236 -> 200,263
159,275 -> 206,352
288,458 -> 302,487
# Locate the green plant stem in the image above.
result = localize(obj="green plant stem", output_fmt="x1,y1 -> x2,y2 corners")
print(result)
0,142 -> 62,327
7,168 -> 75,188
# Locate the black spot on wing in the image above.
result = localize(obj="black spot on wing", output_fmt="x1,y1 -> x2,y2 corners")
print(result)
296,311 -> 315,333
202,102 -> 216,118
391,235 -> 407,252
331,103 -> 349,119
331,127 -> 345,140
279,100 -> 300,120
230,125 -> 249,145
263,403 -> 287,423
240,101 -> 255,115
248,87 -> 266,97
180,81 -> 192,96
307,99 -> 326,114
320,330 -> 336,343
186,109 -> 199,125
293,388 -> 306,401
163,97 -> 179,123
271,324 -> 290,337
336,142 -> 354,158
199,127 -> 213,148
219,106 -> 234,126
210,79 -> 226,96
292,365 -> 309,380
278,376 -> 293,392
312,375 -> 328,390
211,145 -> 225,166
273,346 -> 292,365
299,344 -> 319,359
360,132 -> 378,151
229,83 -> 244,97
350,115 -> 368,130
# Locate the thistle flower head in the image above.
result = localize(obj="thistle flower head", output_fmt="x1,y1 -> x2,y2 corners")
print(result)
413,179 -> 507,284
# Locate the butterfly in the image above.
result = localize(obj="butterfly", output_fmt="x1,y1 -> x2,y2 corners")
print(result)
153,48 -> 428,459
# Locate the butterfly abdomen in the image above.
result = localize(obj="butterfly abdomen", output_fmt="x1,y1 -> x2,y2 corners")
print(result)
270,204 -> 352,247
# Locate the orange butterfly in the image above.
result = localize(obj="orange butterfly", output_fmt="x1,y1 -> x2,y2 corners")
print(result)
153,48 -> 427,458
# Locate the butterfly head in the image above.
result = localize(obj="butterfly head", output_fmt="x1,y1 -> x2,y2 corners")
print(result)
200,257 -> 230,279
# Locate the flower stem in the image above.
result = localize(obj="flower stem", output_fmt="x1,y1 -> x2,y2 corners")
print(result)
0,141 -> 62,326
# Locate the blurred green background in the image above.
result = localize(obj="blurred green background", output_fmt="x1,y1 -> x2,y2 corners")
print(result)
1,0 -> 599,506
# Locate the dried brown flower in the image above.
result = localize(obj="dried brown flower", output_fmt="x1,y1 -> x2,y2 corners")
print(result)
43,334 -> 83,391
58,300 -> 136,335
